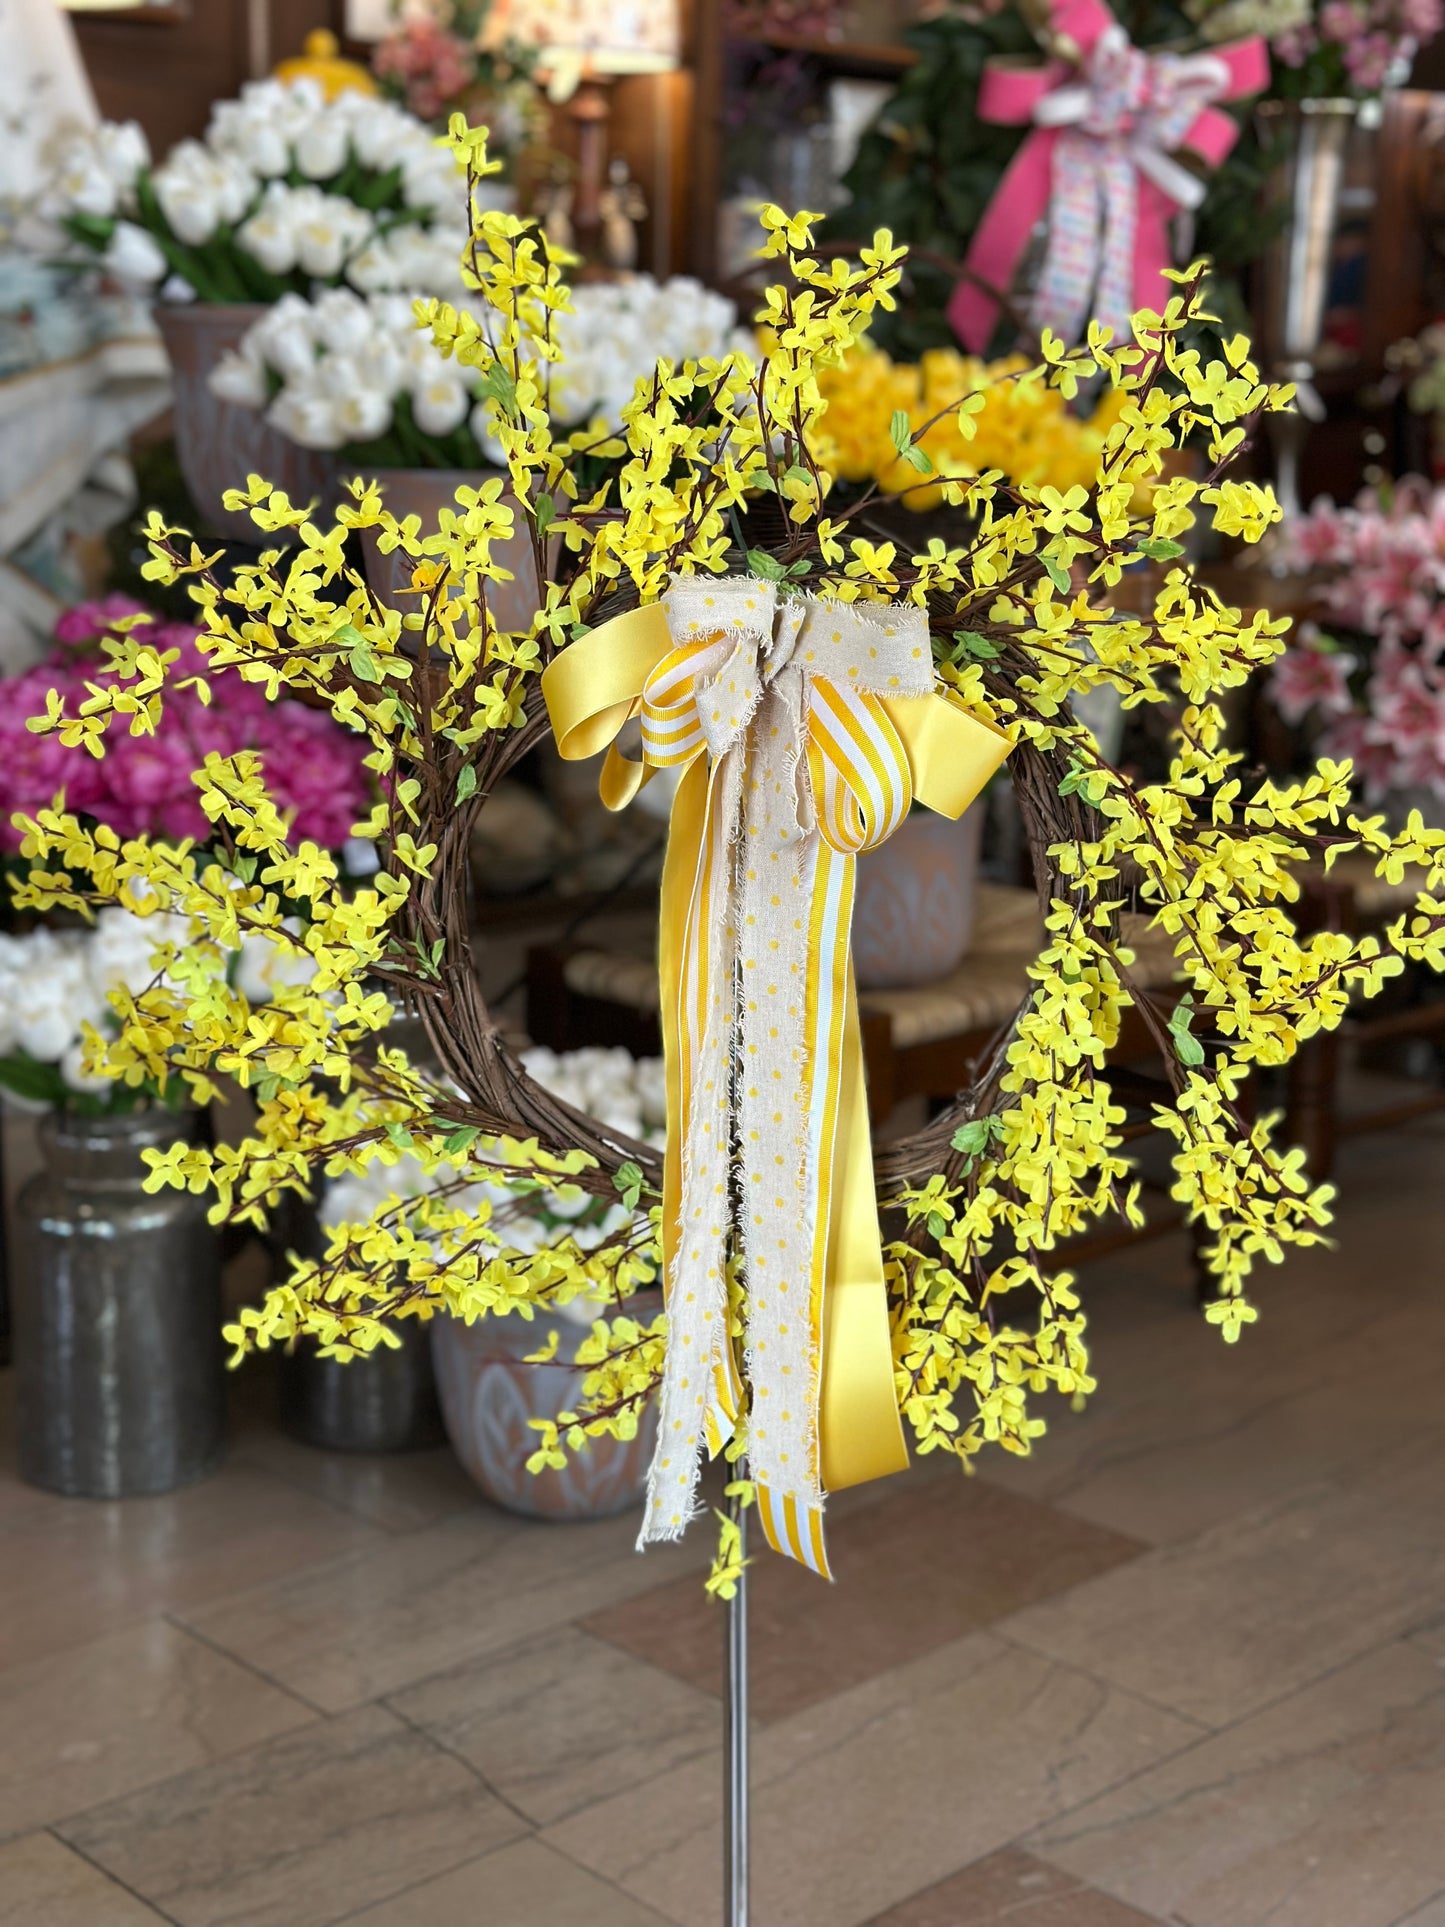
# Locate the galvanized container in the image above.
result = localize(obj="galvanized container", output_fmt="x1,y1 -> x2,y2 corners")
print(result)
13,1109 -> 224,1497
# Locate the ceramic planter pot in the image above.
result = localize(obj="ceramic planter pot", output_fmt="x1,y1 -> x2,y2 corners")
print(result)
13,1108 -> 223,1497
154,302 -> 339,541
852,807 -> 984,991
357,467 -> 549,635
432,1293 -> 661,1520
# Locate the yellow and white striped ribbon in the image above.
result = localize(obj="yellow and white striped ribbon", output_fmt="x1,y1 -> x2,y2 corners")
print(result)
541,576 -> 1014,1577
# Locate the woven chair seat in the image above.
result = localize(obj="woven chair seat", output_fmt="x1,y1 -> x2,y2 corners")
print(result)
558,883 -> 1181,1049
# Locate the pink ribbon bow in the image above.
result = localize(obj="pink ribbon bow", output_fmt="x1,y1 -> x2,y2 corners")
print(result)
948,0 -> 1268,353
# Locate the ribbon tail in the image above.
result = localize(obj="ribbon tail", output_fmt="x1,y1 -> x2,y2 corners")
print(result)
640,747 -> 739,1547
950,127 -> 1057,354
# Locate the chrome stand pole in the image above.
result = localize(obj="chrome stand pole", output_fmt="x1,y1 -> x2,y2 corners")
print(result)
723,1478 -> 749,1927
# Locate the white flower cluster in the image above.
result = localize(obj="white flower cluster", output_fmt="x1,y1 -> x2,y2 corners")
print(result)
0,910 -> 316,1097
320,1045 -> 664,1319
210,289 -> 484,452
548,278 -> 756,429
43,77 -> 481,301
211,274 -> 755,458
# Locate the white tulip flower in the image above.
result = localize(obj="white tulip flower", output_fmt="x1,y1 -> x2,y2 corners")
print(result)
295,114 -> 350,183
103,220 -> 167,289
236,181 -> 301,275
293,193 -> 372,280
15,997 -> 79,1066
268,383 -> 345,450
154,141 -> 257,247
209,346 -> 270,408
236,924 -> 319,1003
209,98 -> 292,180
97,120 -> 150,192
411,373 -> 468,437
310,287 -> 374,355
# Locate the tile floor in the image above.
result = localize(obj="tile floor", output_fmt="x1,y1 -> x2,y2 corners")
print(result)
2,1115 -> 1444,1925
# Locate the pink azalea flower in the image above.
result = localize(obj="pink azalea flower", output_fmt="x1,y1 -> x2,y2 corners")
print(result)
1270,641 -> 1358,724
1320,714 -> 1401,799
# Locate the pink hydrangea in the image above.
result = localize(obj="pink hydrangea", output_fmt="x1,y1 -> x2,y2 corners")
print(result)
0,605 -> 370,852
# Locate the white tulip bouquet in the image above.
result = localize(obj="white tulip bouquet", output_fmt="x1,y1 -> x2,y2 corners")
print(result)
320,1045 -> 664,1300
209,273 -> 755,465
41,77 -> 496,306
0,908 -> 312,1112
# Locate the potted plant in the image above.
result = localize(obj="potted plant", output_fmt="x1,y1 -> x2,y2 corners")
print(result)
38,76 -> 502,537
209,270 -> 755,622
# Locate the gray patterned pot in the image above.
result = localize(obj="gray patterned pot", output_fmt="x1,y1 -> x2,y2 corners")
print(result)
432,1294 -> 660,1520
852,807 -> 983,991
357,468 -> 551,635
155,302 -> 339,541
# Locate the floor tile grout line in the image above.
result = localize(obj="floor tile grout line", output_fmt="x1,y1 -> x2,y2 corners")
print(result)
160,1610 -> 333,1720
993,1618 -> 1445,1879
381,1698 -> 538,1831
1000,1591 -> 1445,1779
990,1627 -> 1213,1737
225,1440 -> 479,1539
370,1588 -> 716,1723
1388,1882 -> 1445,1927
543,1831 -> 691,1927
45,1825 -> 186,1926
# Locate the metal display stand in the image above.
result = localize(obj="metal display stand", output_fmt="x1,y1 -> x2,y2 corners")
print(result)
723,1479 -> 749,1926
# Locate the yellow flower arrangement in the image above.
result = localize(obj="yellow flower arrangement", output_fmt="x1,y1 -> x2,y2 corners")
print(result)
814,341 -> 1131,509
12,129 -> 1445,1589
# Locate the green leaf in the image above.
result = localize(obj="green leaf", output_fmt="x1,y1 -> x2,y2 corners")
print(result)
746,548 -> 787,583
1137,537 -> 1185,562
443,1125 -> 480,1157
384,1120 -> 414,1150
455,764 -> 477,803
349,644 -> 383,684
1167,995 -> 1207,1068
951,1119 -> 991,1156
950,630 -> 1000,662
889,408 -> 912,454
925,1210 -> 948,1242
903,443 -> 934,474
0,1054 -> 69,1107
1041,555 -> 1072,596
478,362 -> 519,415
533,492 -> 555,535
616,1160 -> 645,1211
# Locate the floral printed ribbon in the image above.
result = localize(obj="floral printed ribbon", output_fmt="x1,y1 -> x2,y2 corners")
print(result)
948,0 -> 1267,352
544,578 -> 1011,1573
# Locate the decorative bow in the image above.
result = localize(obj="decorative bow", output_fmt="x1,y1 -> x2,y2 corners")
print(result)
948,0 -> 1267,352
544,578 -> 1011,1573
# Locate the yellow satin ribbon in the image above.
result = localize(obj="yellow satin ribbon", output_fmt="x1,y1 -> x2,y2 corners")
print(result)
544,585 -> 1012,1573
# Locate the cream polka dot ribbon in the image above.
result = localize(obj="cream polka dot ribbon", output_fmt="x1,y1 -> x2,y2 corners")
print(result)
543,576 -> 1013,1574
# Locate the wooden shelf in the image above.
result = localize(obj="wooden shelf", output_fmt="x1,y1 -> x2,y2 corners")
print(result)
732,30 -> 918,74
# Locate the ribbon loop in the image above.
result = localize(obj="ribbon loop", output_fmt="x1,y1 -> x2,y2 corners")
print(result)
948,0 -> 1266,352
542,578 -> 1013,1573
